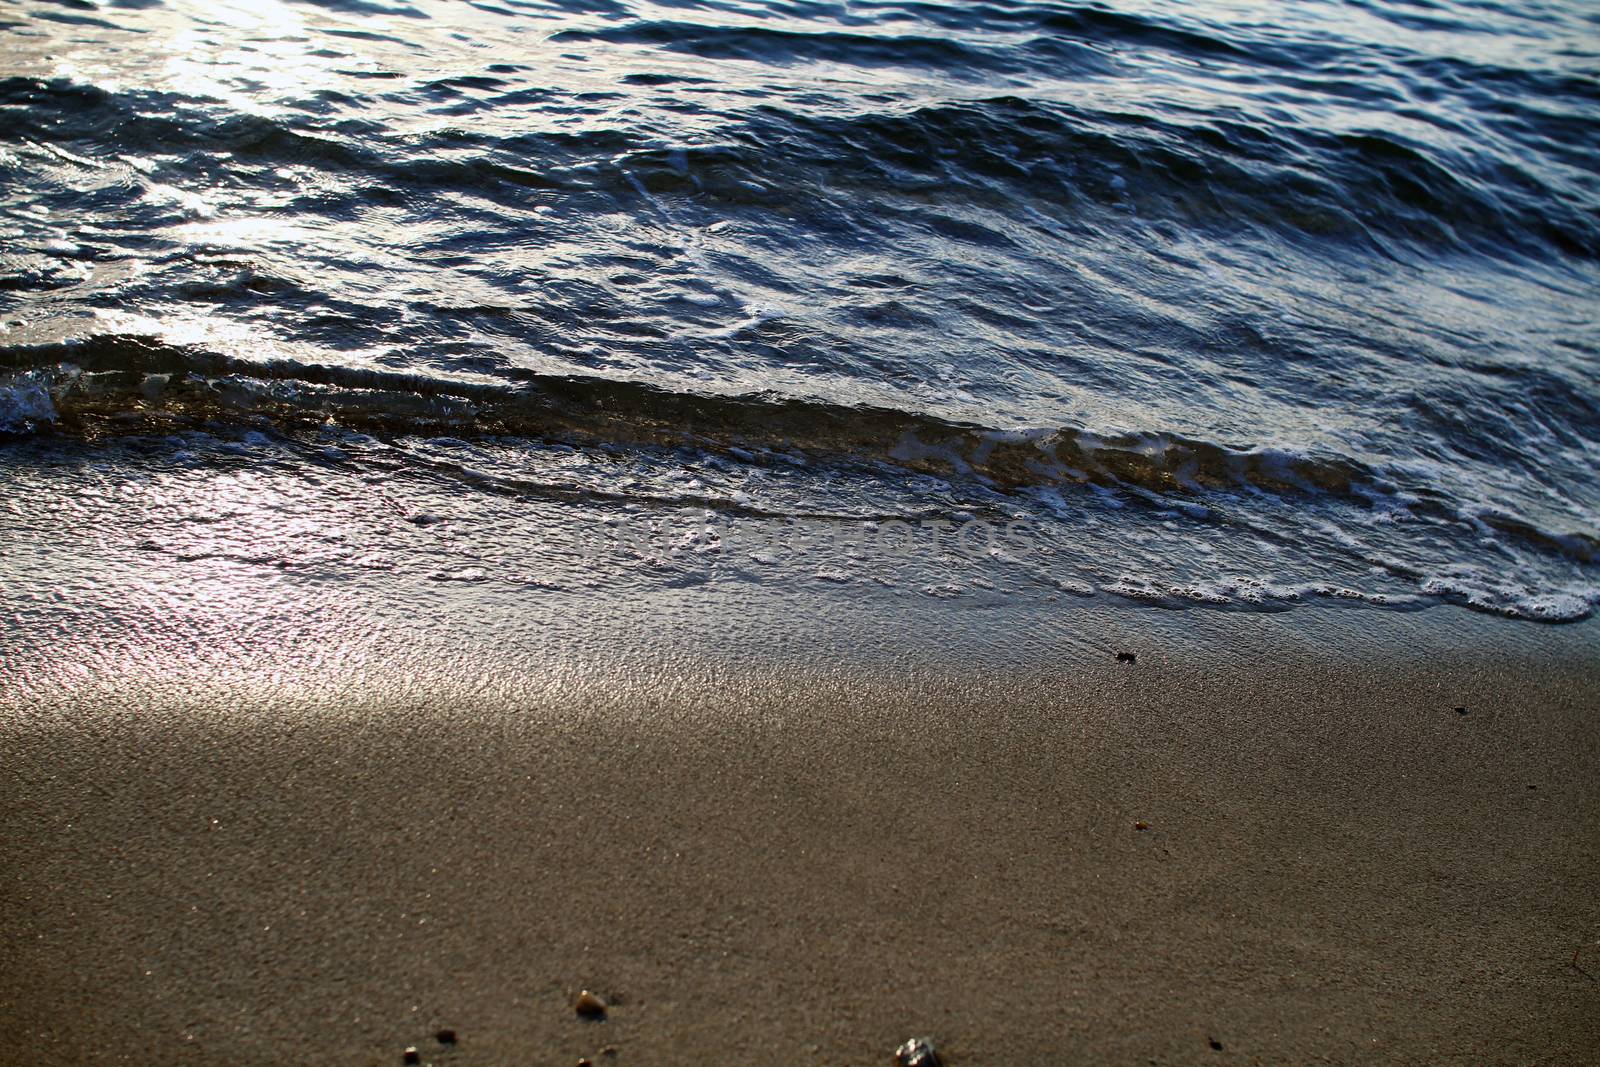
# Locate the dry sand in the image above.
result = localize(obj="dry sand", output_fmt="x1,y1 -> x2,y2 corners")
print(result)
2,607 -> 1598,1066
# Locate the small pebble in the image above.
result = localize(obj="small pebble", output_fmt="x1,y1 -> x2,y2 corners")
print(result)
578,1059 -> 593,1067
895,1036 -> 941,1067
435,1028 -> 456,1046
575,990 -> 607,1019
1455,706 -> 1468,715
1134,821 -> 1150,831
1117,651 -> 1137,663
600,1047 -> 618,1057
402,1048 -> 420,1065
1209,1037 -> 1224,1051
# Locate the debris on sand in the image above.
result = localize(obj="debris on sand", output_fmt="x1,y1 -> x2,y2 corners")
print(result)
575,990 -> 608,1019
435,1028 -> 456,1046
895,1036 -> 941,1066
1117,651 -> 1137,663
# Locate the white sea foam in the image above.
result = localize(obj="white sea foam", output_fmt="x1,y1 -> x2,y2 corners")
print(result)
0,372 -> 58,433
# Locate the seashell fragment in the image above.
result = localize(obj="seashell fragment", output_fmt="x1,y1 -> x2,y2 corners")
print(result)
575,990 -> 607,1019
895,1036 -> 941,1067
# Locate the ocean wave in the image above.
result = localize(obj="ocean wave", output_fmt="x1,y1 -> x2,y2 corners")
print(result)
2,0 -> 1598,626
5,66 -> 1592,262
4,331 -> 1595,568
548,20 -> 1067,77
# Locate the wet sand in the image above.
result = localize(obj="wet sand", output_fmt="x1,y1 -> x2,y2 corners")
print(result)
3,604 -> 1597,1066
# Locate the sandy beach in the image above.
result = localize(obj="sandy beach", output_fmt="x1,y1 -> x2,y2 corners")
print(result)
5,0 -> 1600,1061
4,602 -> 1597,1066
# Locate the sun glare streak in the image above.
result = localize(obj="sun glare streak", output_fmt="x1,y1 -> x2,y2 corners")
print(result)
155,0 -> 339,115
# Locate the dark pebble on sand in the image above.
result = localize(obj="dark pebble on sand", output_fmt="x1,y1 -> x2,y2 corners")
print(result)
1117,652 -> 1137,663
575,990 -> 607,1019
402,1048 -> 420,1065
1209,1037 -> 1224,1051
435,1028 -> 456,1046
1134,821 -> 1149,831
1455,706 -> 1468,715
895,1036 -> 941,1066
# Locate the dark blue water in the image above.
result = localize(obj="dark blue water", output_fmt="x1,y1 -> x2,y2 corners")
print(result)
2,0 -> 1598,620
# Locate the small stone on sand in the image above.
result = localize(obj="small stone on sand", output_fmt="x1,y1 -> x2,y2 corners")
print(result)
1209,1037 -> 1224,1051
575,990 -> 607,1019
435,1028 -> 456,1045
895,1036 -> 941,1067
1455,706 -> 1468,715
1117,652 -> 1137,663
1134,821 -> 1149,831
402,1047 -> 420,1065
